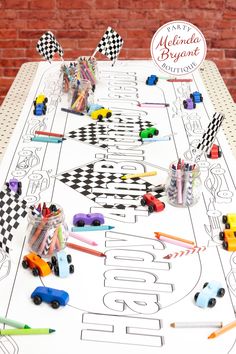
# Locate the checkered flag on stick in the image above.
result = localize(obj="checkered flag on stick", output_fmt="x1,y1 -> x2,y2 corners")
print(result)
36,31 -> 64,62
194,112 -> 225,161
0,190 -> 31,253
92,26 -> 124,65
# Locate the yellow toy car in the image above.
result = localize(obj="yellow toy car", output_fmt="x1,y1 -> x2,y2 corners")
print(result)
222,213 -> 236,230
90,108 -> 112,121
34,94 -> 48,106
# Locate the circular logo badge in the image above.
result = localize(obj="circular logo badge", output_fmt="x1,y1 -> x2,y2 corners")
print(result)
151,21 -> 207,76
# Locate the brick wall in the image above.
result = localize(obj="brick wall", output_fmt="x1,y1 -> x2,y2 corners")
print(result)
0,0 -> 235,104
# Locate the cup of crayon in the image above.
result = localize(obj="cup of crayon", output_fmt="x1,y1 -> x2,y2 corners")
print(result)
165,159 -> 202,207
27,203 -> 68,257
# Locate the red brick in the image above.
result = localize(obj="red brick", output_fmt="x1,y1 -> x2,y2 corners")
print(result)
1,9 -> 17,19
213,58 -> 236,69
0,40 -> 31,48
120,19 -> 158,29
0,77 -> 15,87
59,39 -> 79,49
223,9 -> 236,19
119,0 -> 161,8
0,58 -> 26,68
125,38 -> 152,48
58,0 -> 95,9
89,9 -> 128,20
220,29 -> 236,39
29,0 -> 56,9
0,20 -> 26,29
227,87 -> 236,102
4,0 -> 29,8
18,10 -> 57,19
78,39 -> 99,48
213,39 -> 236,48
28,19 -> 64,29
216,20 -> 236,29
226,0 -> 236,9
19,30 -> 51,39
161,0 -> 188,9
220,68 -> 236,77
188,0 -> 224,9
1,49 -> 26,58
3,68 -> 20,77
57,30 -> 98,39
206,49 -> 225,60
0,29 -> 17,39
225,50 -> 236,58
95,0 -> 119,8
223,77 -> 236,86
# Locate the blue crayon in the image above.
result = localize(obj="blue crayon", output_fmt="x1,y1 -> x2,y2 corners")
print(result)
142,136 -> 171,142
31,136 -> 63,144
71,225 -> 115,232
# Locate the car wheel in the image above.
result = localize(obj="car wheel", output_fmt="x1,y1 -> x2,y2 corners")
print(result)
141,198 -> 146,206
148,205 -> 154,213
33,296 -> 42,305
183,101 -> 187,109
22,260 -> 29,269
106,112 -> 112,118
225,223 -> 230,229
76,220 -> 85,227
208,298 -> 216,308
219,232 -> 224,241
54,265 -> 59,276
154,129 -> 159,136
92,220 -> 101,226
51,256 -> 57,265
97,115 -> 103,121
148,133 -> 153,138
193,103 -> 196,109
222,215 -> 227,223
203,282 -> 208,288
67,254 -> 72,263
200,95 -> 203,102
217,288 -> 225,297
194,292 -> 199,302
190,94 -> 193,100
44,97 -> 48,103
51,301 -> 60,309
222,241 -> 228,250
69,264 -> 74,273
47,261 -> 52,269
32,267 -> 39,276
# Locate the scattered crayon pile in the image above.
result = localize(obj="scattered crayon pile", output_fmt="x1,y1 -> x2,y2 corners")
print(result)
166,159 -> 202,207
28,203 -> 68,257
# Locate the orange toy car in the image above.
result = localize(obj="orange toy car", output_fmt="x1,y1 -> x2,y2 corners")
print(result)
22,253 -> 52,276
219,230 -> 236,251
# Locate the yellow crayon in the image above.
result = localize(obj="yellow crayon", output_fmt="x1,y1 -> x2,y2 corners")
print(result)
121,171 -> 157,180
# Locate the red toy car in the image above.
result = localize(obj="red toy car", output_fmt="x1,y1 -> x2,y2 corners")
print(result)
140,193 -> 165,213
207,144 -> 222,159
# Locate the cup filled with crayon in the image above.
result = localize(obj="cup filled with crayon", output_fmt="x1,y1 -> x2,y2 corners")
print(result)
26,203 -> 68,257
70,79 -> 93,114
165,159 -> 202,207
77,56 -> 97,90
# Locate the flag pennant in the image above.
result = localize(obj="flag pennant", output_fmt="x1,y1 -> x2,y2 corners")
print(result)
196,112 -> 225,157
0,189 -> 32,253
94,26 -> 124,64
36,31 -> 64,62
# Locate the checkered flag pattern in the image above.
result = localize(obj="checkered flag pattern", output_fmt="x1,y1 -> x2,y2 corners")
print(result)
0,190 -> 30,253
94,27 -> 124,64
36,31 -> 64,62
196,112 -> 225,154
56,162 -> 156,209
65,120 -> 153,149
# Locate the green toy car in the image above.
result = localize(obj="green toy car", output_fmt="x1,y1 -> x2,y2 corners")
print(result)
139,127 -> 159,138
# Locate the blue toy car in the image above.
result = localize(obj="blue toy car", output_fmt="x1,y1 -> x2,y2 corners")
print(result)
183,98 -> 196,109
33,103 -> 47,116
31,286 -> 69,309
51,250 -> 74,278
190,91 -> 203,103
194,280 -> 225,308
73,213 -> 105,227
146,75 -> 158,85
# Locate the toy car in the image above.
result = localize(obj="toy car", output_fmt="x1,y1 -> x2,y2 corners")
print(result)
87,103 -> 104,116
90,108 -> 112,121
222,213 -> 236,230
22,253 -> 52,277
140,193 -> 165,213
6,178 -> 22,195
51,250 -> 74,278
73,213 -> 105,227
183,98 -> 196,109
33,103 -> 47,116
31,286 -> 69,309
219,229 -> 236,251
139,127 -> 159,139
190,91 -> 203,103
194,280 -> 225,308
207,144 -> 222,159
146,75 -> 158,85
34,94 -> 48,106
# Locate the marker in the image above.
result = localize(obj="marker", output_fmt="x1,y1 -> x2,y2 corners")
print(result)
208,320 -> 236,339
31,136 -> 63,144
0,328 -> 55,335
0,316 -> 30,329
69,232 -> 98,246
66,242 -> 106,257
61,107 -> 84,116
35,131 -> 64,138
121,171 -> 157,180
137,102 -> 169,108
142,137 -> 171,142
71,225 -> 114,232
171,322 -> 223,329
167,78 -> 192,82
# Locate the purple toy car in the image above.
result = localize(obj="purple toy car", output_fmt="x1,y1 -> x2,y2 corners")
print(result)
183,98 -> 196,109
73,213 -> 105,227
6,178 -> 22,195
